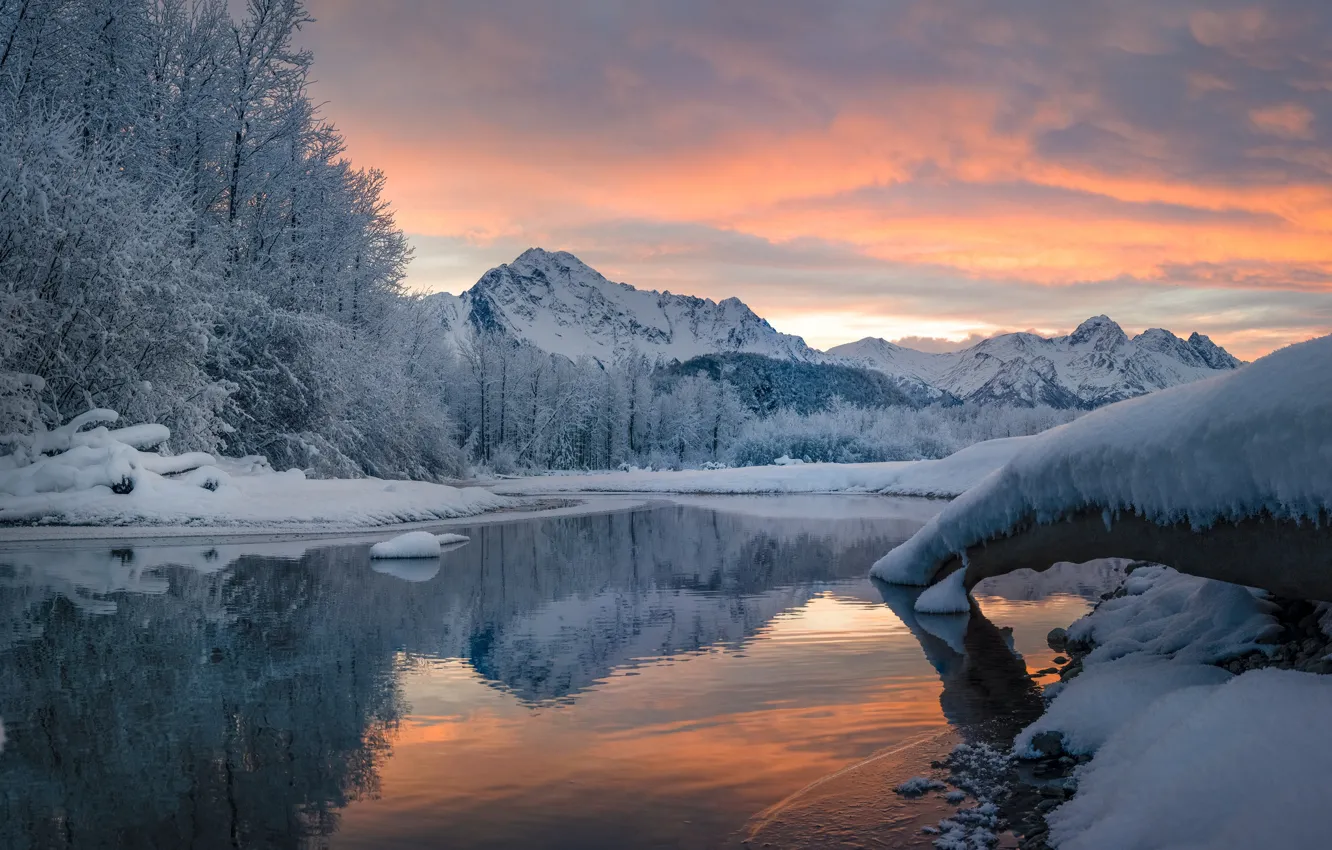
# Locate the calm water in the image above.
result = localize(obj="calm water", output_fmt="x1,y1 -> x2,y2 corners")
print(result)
0,497 -> 1112,849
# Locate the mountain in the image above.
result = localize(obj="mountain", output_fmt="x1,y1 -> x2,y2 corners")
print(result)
427,248 -> 820,364
828,316 -> 1242,409
432,249 -> 1241,410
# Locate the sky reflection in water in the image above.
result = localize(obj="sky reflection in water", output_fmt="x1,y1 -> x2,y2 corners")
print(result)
0,499 -> 1110,849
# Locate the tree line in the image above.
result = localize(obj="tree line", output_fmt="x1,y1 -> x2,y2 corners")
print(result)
1,0 -> 459,478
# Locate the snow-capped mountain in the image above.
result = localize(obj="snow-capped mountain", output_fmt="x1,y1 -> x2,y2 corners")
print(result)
828,316 -> 1242,409
433,249 -> 1240,409
427,248 -> 820,363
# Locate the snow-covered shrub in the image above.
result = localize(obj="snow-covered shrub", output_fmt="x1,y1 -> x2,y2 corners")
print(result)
0,408 -> 217,497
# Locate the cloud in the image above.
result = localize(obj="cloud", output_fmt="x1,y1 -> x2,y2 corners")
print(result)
890,334 -> 997,353
300,0 -> 1332,358
1249,103 -> 1316,138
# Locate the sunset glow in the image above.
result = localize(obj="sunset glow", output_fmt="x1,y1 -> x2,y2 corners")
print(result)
301,1 -> 1332,358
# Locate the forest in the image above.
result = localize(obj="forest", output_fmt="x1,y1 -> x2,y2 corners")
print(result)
0,0 -> 1071,479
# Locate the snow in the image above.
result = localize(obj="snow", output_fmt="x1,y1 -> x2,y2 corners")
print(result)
872,335 -> 1332,601
369,531 -> 471,559
370,531 -> 444,559
829,315 -> 1239,409
913,568 -> 971,614
1014,656 -> 1232,757
429,248 -> 820,365
894,776 -> 947,797
491,435 -> 1030,498
1,450 -> 507,530
972,559 -> 1127,602
1046,669 -> 1332,850
1066,565 -> 1281,667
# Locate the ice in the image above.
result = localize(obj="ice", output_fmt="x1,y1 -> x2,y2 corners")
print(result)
1046,669 -> 1332,850
872,335 -> 1332,604
894,776 -> 946,797
1066,565 -> 1281,667
435,533 -> 470,546
1014,656 -> 1232,757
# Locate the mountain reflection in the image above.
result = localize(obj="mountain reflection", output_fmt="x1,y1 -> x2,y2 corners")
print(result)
0,505 -> 911,847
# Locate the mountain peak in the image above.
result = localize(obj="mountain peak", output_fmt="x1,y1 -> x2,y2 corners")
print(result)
510,246 -> 585,271
446,248 -> 819,364
1188,332 -> 1243,369
1068,315 -> 1127,350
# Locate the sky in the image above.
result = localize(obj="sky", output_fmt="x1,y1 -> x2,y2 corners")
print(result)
298,0 -> 1332,358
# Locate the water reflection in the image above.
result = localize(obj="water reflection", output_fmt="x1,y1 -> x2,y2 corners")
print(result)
0,502 -> 1095,849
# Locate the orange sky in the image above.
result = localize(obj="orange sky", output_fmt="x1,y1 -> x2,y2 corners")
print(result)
301,1 -> 1332,358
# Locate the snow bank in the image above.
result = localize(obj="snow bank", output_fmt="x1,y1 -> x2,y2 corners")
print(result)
1047,669 -> 1332,850
490,436 -> 1031,498
435,532 -> 470,546
873,335 -> 1332,595
0,410 -> 508,530
1066,565 -> 1281,667
1014,656 -> 1231,757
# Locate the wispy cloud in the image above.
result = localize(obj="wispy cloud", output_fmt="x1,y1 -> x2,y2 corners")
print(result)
303,0 -> 1332,358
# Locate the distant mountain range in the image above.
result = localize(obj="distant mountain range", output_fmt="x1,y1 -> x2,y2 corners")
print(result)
428,248 -> 1241,409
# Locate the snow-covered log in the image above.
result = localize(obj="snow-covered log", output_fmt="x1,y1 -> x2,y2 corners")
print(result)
874,335 -> 1332,611
0,409 -> 216,498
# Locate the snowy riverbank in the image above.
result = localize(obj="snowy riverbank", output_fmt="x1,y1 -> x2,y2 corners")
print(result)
0,463 -> 510,531
903,564 -> 1332,850
488,436 -> 1030,499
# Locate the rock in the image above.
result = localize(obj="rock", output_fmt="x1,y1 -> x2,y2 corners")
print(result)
1030,732 -> 1065,758
1046,628 -> 1068,650
1053,656 -> 1069,665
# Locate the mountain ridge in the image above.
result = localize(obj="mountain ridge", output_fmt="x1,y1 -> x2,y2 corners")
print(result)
429,248 -> 1242,409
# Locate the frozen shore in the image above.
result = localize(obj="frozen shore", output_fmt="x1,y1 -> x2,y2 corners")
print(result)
909,564 -> 1332,850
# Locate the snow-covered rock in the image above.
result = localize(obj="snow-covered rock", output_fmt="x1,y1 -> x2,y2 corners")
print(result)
427,248 -> 820,365
871,334 -> 1332,604
1065,565 -> 1281,667
829,315 -> 1241,409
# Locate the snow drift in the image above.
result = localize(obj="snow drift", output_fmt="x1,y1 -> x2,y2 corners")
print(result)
873,335 -> 1332,612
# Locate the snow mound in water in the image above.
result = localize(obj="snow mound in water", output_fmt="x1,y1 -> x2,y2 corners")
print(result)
370,531 -> 471,559
371,532 -> 441,559
872,335 -> 1332,591
1046,668 -> 1332,850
